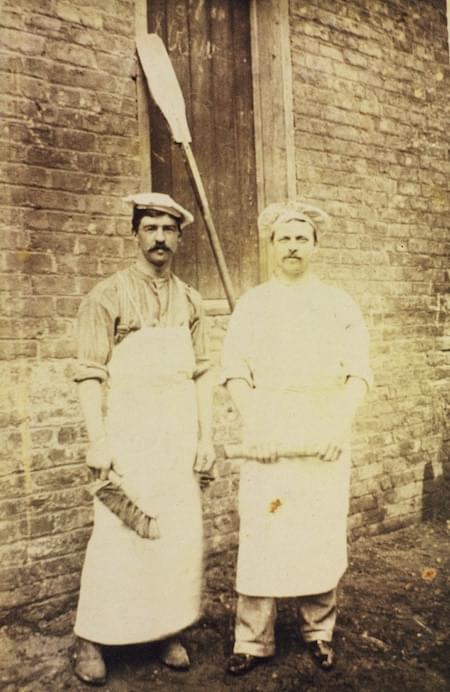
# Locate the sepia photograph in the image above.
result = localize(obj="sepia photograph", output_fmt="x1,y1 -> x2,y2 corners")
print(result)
0,1 -> 449,690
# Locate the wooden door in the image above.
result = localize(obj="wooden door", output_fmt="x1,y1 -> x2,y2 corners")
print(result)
147,0 -> 259,301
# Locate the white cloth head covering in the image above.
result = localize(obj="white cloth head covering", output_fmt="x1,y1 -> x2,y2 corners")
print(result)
123,192 -> 194,229
257,201 -> 329,239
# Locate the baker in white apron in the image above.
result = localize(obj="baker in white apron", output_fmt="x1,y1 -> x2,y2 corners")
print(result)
221,201 -> 372,676
71,193 -> 215,686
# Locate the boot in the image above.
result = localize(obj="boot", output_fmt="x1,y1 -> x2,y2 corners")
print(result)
71,637 -> 107,685
159,637 -> 190,670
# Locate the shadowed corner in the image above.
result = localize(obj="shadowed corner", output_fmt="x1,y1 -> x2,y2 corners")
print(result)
421,441 -> 450,522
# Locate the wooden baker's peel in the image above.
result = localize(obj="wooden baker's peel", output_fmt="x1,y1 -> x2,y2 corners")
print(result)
136,33 -> 236,311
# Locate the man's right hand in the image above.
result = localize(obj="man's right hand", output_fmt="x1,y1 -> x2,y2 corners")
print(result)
243,427 -> 280,464
248,442 -> 279,464
86,436 -> 114,480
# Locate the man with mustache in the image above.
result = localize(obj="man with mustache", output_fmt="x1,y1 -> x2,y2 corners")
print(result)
71,193 -> 215,685
221,201 -> 372,675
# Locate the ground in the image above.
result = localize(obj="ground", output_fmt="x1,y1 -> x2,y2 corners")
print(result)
1,521 -> 448,692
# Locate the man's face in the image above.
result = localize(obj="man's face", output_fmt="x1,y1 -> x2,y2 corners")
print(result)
136,212 -> 181,268
271,219 -> 317,278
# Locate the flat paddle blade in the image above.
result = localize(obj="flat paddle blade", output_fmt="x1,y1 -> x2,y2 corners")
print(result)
136,33 -> 191,144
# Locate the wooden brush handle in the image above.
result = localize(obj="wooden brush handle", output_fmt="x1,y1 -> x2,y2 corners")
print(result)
224,444 -> 318,459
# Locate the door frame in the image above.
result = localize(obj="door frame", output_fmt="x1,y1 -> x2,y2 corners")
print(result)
135,0 -> 295,309
250,0 -> 296,280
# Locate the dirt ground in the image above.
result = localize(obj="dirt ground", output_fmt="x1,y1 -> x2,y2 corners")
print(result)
1,521 -> 448,692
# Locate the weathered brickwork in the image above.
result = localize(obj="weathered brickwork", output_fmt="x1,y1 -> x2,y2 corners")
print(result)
290,0 -> 449,535
0,0 -> 448,623
0,0 -> 141,620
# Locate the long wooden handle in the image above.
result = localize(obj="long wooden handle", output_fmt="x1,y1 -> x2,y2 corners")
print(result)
225,444 -> 318,459
181,142 -> 236,311
136,34 -> 236,312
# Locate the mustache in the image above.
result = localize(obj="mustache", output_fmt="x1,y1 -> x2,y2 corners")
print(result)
149,242 -> 171,252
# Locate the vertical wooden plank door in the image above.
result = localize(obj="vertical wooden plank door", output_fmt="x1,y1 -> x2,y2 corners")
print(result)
147,0 -> 259,301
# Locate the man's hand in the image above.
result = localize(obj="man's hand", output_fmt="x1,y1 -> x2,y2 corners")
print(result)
193,438 -> 216,488
244,427 -> 281,464
248,441 -> 280,464
314,417 -> 352,463
86,436 -> 115,481
315,378 -> 367,462
316,436 -> 344,463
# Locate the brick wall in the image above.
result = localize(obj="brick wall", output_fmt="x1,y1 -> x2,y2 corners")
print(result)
290,0 -> 450,535
0,0 -> 449,623
0,0 -> 141,620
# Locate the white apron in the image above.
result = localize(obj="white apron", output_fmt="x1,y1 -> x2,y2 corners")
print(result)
75,293 -> 202,645
235,280 -> 352,598
236,385 -> 351,598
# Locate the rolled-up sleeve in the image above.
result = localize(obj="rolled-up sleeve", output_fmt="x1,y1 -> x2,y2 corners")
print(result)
74,295 -> 115,383
219,296 -> 254,388
341,296 -> 373,390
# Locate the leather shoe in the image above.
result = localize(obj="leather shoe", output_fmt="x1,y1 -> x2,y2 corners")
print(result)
226,653 -> 269,676
307,640 -> 335,670
159,637 -> 190,670
71,637 -> 106,686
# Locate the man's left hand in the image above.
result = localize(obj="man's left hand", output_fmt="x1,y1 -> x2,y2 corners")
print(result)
194,438 -> 216,488
316,379 -> 367,462
315,416 -> 352,462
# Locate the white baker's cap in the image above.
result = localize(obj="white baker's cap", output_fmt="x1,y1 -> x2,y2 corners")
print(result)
123,192 -> 194,229
257,200 -> 329,239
